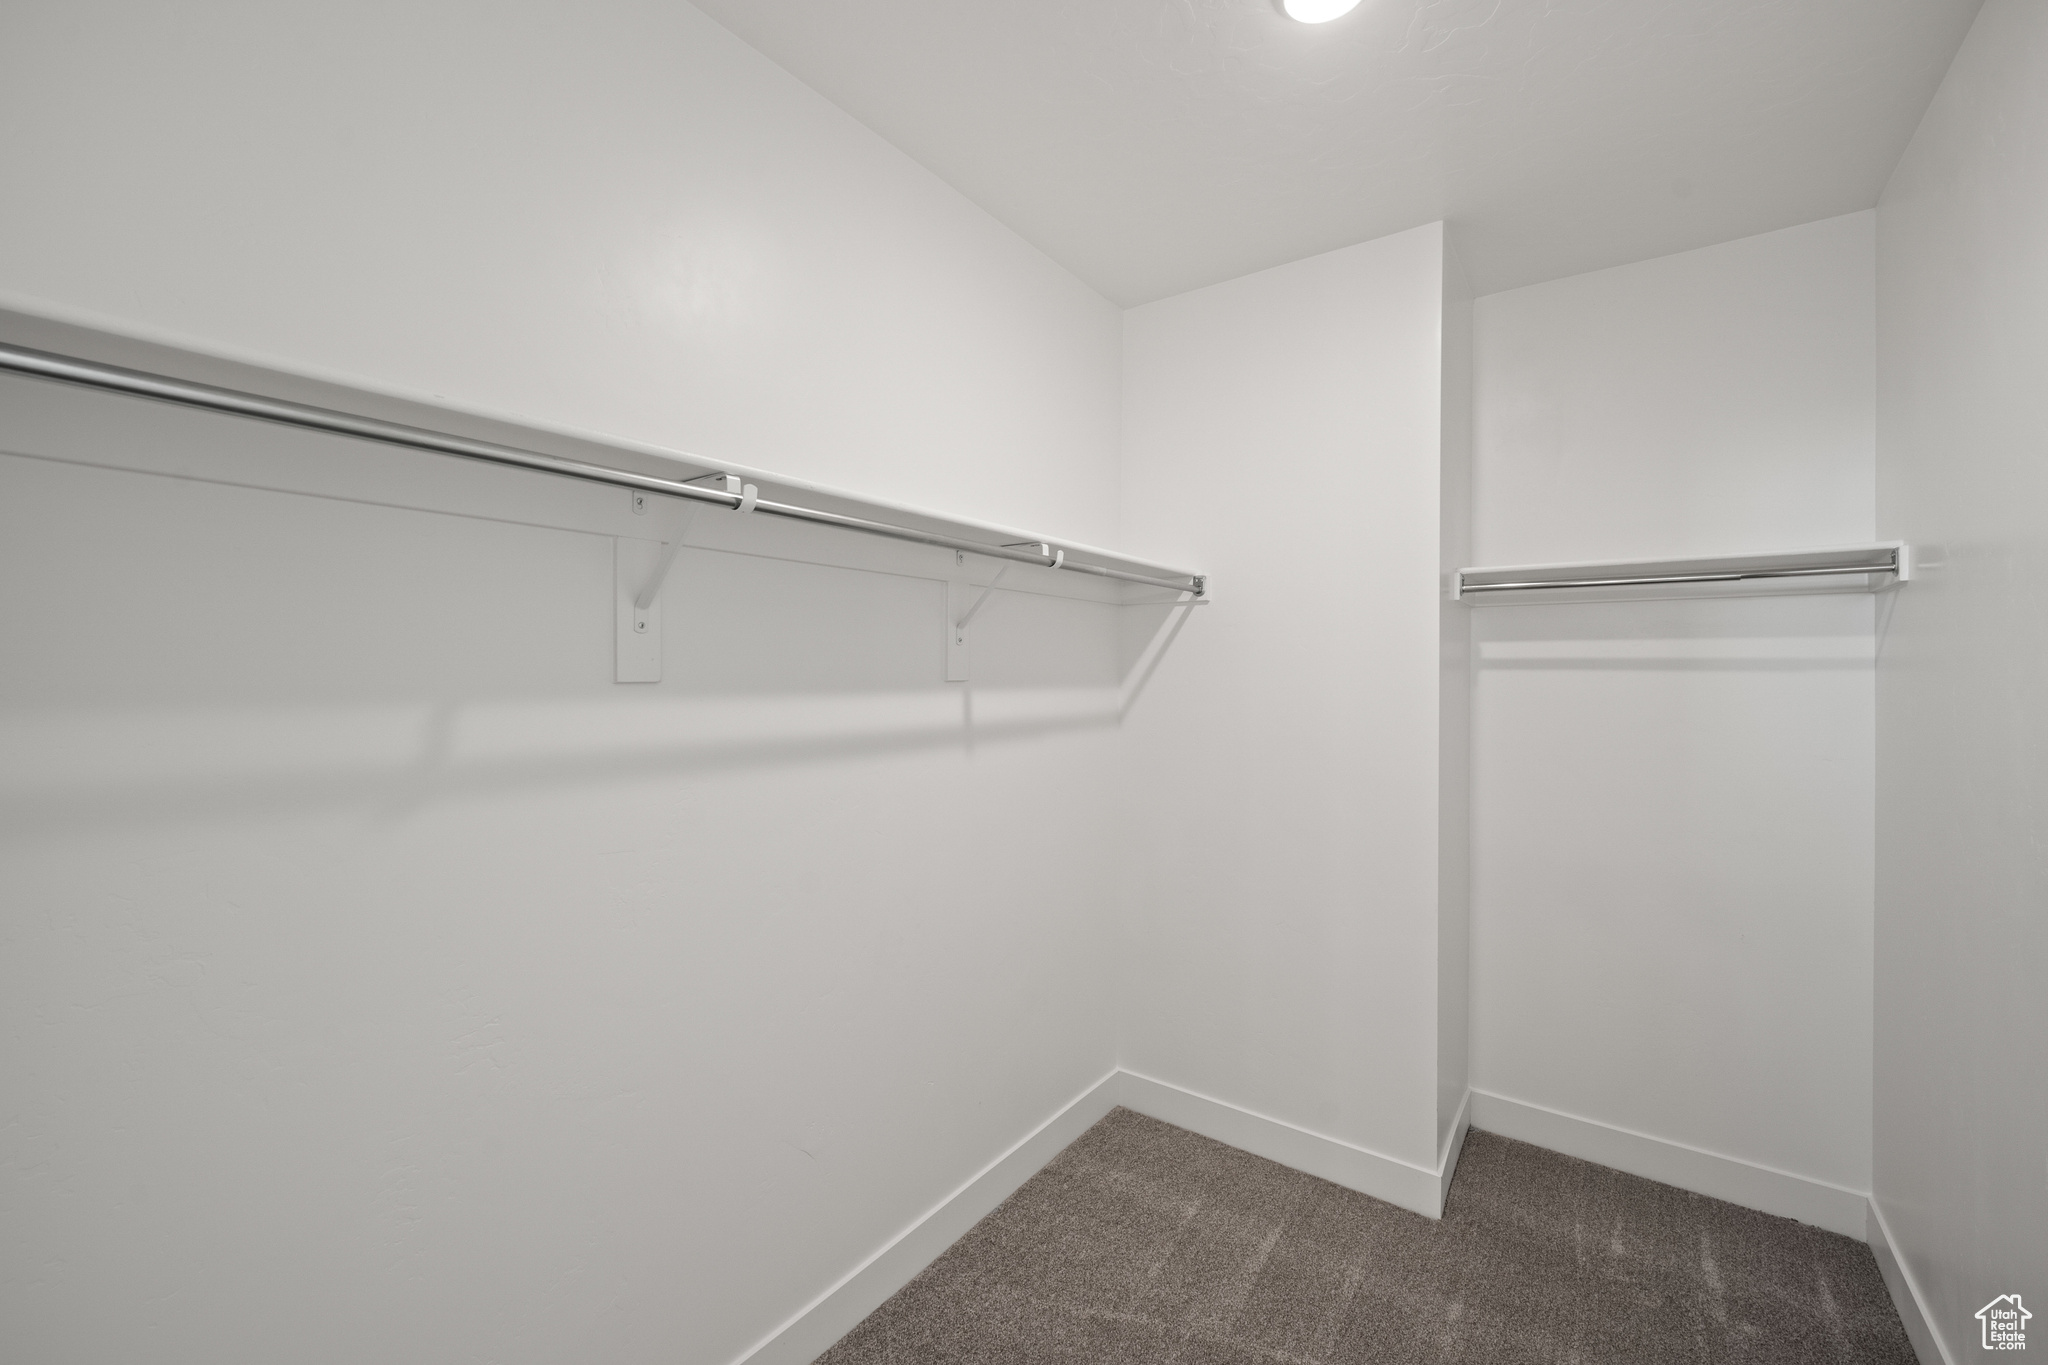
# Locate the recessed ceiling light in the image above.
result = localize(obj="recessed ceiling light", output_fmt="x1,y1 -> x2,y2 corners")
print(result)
1277,0 -> 1363,22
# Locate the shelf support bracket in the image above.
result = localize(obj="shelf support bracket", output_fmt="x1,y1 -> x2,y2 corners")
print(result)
616,475 -> 759,683
947,553 -> 1011,682
955,563 -> 1009,631
615,500 -> 698,684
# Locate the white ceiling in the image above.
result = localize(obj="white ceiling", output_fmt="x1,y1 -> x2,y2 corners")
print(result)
688,0 -> 1982,304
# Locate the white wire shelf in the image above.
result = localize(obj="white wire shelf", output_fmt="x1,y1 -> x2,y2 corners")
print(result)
0,337 -> 1205,600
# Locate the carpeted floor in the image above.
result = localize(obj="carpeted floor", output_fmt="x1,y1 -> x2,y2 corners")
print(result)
817,1108 -> 1916,1364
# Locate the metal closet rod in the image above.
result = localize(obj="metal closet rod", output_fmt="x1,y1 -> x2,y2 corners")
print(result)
0,342 -> 1205,598
1460,559 -> 1898,594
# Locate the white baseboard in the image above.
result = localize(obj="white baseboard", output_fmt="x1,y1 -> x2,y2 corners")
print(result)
1866,1198 -> 1953,1365
730,1068 -> 1124,1365
732,1069 -> 1463,1364
1466,1089 -> 1869,1237
751,1079 -> 1915,1365
1114,1070 -> 1447,1218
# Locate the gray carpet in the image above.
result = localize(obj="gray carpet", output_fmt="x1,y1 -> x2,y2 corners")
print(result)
818,1108 -> 1916,1364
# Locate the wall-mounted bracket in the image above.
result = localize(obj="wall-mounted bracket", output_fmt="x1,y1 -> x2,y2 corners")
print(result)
955,563 -> 1010,631
616,502 -> 698,683
686,471 -> 761,513
946,552 -> 1013,682
1004,540 -> 1066,570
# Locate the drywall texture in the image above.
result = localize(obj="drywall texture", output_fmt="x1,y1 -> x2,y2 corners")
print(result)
1875,0 -> 2048,1350
1469,213 -> 1879,1194
0,4 -> 1126,1364
0,0 -> 1118,546
1118,225 -> 1458,1182
690,0 -> 1982,303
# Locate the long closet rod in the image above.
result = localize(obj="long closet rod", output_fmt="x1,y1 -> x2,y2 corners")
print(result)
1454,543 -> 1906,600
1460,559 -> 1897,594
0,342 -> 1205,598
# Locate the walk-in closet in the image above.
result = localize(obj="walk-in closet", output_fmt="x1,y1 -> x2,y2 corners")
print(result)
1,2 -> 2039,1362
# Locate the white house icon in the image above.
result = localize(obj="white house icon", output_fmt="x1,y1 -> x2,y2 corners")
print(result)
1978,1294 -> 2030,1350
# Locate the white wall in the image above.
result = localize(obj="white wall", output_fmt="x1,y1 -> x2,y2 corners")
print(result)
0,0 -> 1117,543
1875,0 -> 2048,1350
0,4 -> 1126,1363
1118,224 -> 1458,1181
1469,213 -> 1879,1194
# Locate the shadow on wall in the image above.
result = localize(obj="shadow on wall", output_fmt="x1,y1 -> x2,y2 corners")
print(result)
1470,594 -> 1879,672
0,464 -> 1202,841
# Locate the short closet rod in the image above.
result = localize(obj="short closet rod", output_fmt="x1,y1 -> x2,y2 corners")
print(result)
0,342 -> 1205,597
1462,559 -> 1897,594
